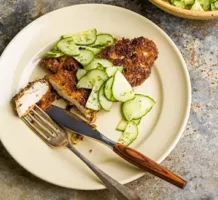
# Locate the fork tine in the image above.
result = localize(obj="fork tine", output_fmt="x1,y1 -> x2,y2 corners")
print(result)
35,105 -> 55,122
32,109 -> 58,135
35,105 -> 62,129
22,116 -> 51,141
27,113 -> 53,137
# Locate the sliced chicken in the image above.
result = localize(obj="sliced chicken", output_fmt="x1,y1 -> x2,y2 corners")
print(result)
13,80 -> 55,117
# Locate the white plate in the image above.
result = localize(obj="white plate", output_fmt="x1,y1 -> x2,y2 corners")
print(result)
0,4 -> 191,190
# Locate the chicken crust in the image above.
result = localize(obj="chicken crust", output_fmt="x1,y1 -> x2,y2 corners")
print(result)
41,56 -> 82,73
37,88 -> 56,111
13,79 -> 55,116
47,70 -> 96,122
47,70 -> 89,106
98,37 -> 158,87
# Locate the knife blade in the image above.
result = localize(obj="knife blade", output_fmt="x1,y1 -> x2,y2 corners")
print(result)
46,105 -> 187,189
46,105 -> 115,147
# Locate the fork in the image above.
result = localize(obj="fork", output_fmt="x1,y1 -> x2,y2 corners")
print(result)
22,105 -> 141,200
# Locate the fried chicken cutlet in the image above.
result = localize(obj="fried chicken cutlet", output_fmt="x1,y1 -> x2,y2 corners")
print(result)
41,56 -> 82,73
37,88 -> 56,111
98,37 -> 158,87
47,70 -> 96,122
14,79 -> 55,117
13,79 -> 83,144
41,56 -> 96,122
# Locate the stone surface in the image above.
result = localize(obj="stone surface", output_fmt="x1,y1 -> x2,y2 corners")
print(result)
0,0 -> 218,200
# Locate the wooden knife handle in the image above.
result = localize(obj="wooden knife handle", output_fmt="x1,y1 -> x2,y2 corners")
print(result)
113,143 -> 187,189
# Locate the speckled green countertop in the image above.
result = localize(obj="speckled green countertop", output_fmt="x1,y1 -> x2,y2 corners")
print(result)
0,1 -> 218,200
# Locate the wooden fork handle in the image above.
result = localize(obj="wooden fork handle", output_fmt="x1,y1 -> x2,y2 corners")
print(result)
113,143 -> 187,189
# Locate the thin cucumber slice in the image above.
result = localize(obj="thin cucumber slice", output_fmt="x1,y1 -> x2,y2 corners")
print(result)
86,79 -> 104,111
105,67 -> 118,77
132,118 -> 141,125
91,34 -> 114,47
98,84 -> 113,111
173,0 -> 185,8
115,66 -> 124,73
211,3 -> 217,10
198,0 -> 210,10
116,118 -> 141,131
96,65 -> 105,71
62,29 -> 97,45
122,94 -> 155,121
85,58 -> 113,70
211,1 -> 218,9
184,0 -> 194,5
52,46 -> 59,51
75,49 -> 94,66
46,51 -> 64,58
116,119 -> 128,131
76,69 -> 87,80
79,46 -> 102,55
190,0 -> 204,10
77,69 -> 108,89
117,121 -> 138,146
104,77 -> 117,102
106,67 -> 124,77
112,71 -> 135,102
57,38 -> 80,56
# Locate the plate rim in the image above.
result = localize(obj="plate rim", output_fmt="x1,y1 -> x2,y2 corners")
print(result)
0,4 -> 191,190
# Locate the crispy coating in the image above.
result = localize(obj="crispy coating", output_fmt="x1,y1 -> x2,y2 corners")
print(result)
47,70 -> 90,106
37,88 -> 56,111
98,37 -> 158,87
41,55 -> 96,122
41,56 -> 82,73
70,133 -> 84,145
47,70 -> 96,122
13,79 -> 55,116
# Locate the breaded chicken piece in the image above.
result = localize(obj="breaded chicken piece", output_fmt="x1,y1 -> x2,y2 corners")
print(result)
13,79 -> 83,144
41,56 -> 82,73
37,88 -> 56,111
41,56 -> 96,122
13,80 -> 55,117
47,70 -> 96,122
98,37 -> 158,87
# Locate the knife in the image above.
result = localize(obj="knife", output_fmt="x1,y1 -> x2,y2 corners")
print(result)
46,105 -> 187,189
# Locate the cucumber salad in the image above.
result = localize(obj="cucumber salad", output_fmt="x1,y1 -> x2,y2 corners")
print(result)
45,29 -> 156,146
169,0 -> 218,11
